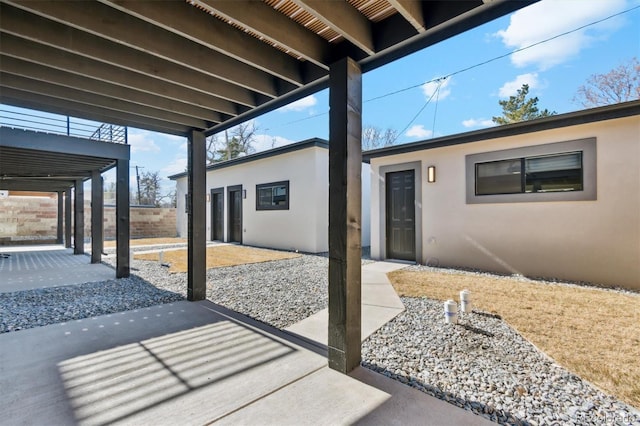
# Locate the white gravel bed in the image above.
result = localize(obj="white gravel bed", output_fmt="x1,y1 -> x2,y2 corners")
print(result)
362,297 -> 640,426
0,276 -> 183,333
205,255 -> 328,328
102,253 -> 330,329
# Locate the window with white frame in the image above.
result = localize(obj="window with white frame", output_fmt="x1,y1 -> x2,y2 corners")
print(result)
256,180 -> 289,210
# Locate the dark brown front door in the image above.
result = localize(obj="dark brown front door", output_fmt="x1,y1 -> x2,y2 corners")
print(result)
211,188 -> 223,241
386,170 -> 415,261
228,186 -> 242,243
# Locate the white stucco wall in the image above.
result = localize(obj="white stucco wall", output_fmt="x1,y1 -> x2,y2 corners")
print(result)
361,163 -> 371,247
175,177 -> 188,238
370,115 -> 640,290
173,144 -> 371,253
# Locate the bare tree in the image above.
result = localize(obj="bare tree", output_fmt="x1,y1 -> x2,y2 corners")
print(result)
206,121 -> 258,163
138,170 -> 161,206
573,57 -> 640,108
362,125 -> 398,150
156,189 -> 176,208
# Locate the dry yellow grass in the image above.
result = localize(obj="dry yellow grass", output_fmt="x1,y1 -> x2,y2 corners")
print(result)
388,269 -> 640,408
104,238 -> 186,248
134,244 -> 300,273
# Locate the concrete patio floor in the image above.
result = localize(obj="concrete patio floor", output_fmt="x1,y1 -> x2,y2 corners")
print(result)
0,246 -> 494,425
0,246 -> 115,293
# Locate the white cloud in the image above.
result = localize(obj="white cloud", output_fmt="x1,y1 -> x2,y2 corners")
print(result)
422,77 -> 452,101
161,157 -> 188,176
462,118 -> 495,129
278,95 -> 318,112
163,134 -> 187,143
127,131 -> 160,153
252,134 -> 296,152
495,0 -> 628,70
405,124 -> 432,139
498,73 -> 540,97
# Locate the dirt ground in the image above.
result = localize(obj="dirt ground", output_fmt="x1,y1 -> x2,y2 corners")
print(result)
103,237 -> 186,248
134,244 -> 300,273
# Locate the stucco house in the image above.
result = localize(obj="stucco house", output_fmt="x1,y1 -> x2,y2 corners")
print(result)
364,101 -> 639,290
170,138 -> 371,253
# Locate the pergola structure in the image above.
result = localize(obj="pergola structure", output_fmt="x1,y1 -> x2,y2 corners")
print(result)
0,127 -> 128,263
0,0 -> 535,373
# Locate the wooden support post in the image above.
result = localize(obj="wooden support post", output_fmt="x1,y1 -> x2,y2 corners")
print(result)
328,57 -> 362,374
116,159 -> 130,278
73,179 -> 84,255
65,188 -> 72,248
91,171 -> 104,264
56,191 -> 63,244
188,130 -> 206,301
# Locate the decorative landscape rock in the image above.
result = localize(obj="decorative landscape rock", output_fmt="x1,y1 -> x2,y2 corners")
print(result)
362,297 -> 640,426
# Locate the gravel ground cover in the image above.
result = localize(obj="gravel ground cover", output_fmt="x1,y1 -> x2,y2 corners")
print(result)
102,250 -> 330,329
0,276 -> 183,333
362,297 -> 640,425
2,249 -> 638,425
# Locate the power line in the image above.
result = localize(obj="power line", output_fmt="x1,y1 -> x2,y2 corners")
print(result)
274,4 -> 639,129
392,78 -> 446,144
365,4 -> 640,104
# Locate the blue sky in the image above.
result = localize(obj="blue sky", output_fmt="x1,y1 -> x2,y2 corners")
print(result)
3,0 -> 639,194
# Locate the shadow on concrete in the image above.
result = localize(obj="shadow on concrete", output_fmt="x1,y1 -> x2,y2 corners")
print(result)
0,300 -> 328,425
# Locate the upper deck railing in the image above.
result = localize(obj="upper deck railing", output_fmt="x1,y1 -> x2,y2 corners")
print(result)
0,105 -> 127,144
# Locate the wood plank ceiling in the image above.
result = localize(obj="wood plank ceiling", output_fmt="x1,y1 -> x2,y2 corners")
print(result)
0,0 -> 536,137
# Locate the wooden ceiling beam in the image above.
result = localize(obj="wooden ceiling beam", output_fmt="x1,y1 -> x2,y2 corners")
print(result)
4,0 -> 287,97
1,56 -> 223,124
195,0 -> 332,70
387,0 -> 425,33
101,0 -> 325,86
0,4 -> 266,104
292,0 -> 375,55
0,34 -> 247,114
0,88 -> 192,136
0,73 -> 211,130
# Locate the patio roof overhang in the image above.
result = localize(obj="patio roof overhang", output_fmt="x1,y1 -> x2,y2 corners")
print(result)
0,0 -> 538,374
0,0 -> 536,136
0,127 -> 127,192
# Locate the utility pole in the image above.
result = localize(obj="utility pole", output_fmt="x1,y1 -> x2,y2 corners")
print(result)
132,165 -> 144,205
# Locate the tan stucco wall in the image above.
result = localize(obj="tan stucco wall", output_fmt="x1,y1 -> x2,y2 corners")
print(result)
370,115 -> 640,290
175,146 -> 372,253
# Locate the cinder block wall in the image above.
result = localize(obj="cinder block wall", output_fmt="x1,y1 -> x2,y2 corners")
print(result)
0,196 -> 177,241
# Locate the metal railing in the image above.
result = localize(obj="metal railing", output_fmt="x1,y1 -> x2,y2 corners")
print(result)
90,123 -> 127,143
0,105 -> 127,144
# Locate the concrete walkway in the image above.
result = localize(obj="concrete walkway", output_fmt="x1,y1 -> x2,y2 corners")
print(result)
286,261 -> 407,345
0,249 -> 494,425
